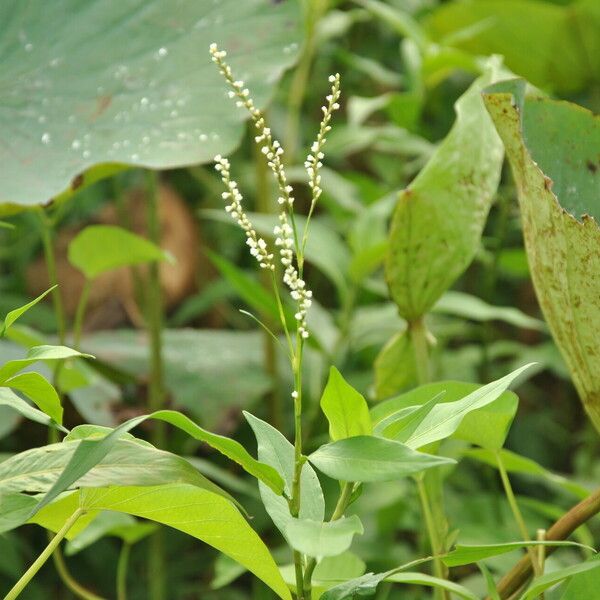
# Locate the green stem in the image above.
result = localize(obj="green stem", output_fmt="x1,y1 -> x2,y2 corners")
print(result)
51,543 -> 105,600
73,279 -> 91,351
409,317 -> 430,385
145,170 -> 166,600
416,477 -> 448,600
38,208 -> 66,345
290,333 -> 306,600
495,451 -> 541,576
6,509 -> 85,600
117,543 -> 131,600
410,318 -> 449,600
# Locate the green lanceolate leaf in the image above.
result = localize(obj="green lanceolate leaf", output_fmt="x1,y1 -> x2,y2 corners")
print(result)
320,367 -> 372,441
520,559 -> 600,600
0,345 -> 93,383
385,572 -> 478,600
443,541 -> 595,567
68,225 -> 170,279
483,79 -> 600,432
0,438 -> 215,498
0,287 -> 56,336
560,556 -> 600,599
308,436 -> 455,483
433,291 -> 545,331
3,372 -> 62,424
0,387 -> 66,432
285,515 -> 364,558
244,412 -> 324,537
0,0 -> 301,208
80,485 -> 291,600
376,396 -> 441,442
32,409 -> 285,519
400,364 -> 532,450
385,58 -> 505,320
372,379 -> 520,451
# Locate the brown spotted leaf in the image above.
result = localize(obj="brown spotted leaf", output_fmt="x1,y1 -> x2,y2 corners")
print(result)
483,80 -> 600,431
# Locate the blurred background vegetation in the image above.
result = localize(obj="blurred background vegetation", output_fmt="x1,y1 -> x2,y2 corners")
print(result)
1,0 -> 599,598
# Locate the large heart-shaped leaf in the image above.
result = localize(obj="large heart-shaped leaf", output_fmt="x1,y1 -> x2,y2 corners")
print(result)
385,58 -> 505,320
0,0 -> 301,208
483,80 -> 600,431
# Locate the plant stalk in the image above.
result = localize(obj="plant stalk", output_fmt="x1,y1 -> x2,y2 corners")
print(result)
492,487 -> 600,599
145,170 -> 167,600
38,208 -> 66,345
117,543 -> 131,600
73,279 -> 91,351
416,476 -> 447,600
495,450 -> 541,576
39,208 -> 101,598
6,509 -> 85,600
410,318 -> 449,600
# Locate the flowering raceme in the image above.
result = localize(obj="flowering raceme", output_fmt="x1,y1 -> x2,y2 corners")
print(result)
210,42 -> 340,341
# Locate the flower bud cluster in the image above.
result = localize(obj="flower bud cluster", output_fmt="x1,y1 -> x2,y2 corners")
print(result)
214,154 -> 274,271
305,74 -> 341,206
210,43 -> 294,209
274,212 -> 312,338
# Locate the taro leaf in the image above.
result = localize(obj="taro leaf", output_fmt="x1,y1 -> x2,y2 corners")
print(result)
385,58 -> 505,321
308,436 -> 454,483
284,515 -> 363,558
244,411 -> 324,538
320,367 -> 372,441
68,225 -> 169,279
0,0 -> 301,208
482,80 -> 600,431
371,371 -> 525,451
31,409 -> 284,519
3,371 -> 63,424
0,344 -> 93,383
424,0 -> 600,95
443,541 -> 594,567
0,286 -> 56,336
393,365 -> 531,450
373,330 -> 417,399
81,485 -> 292,600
